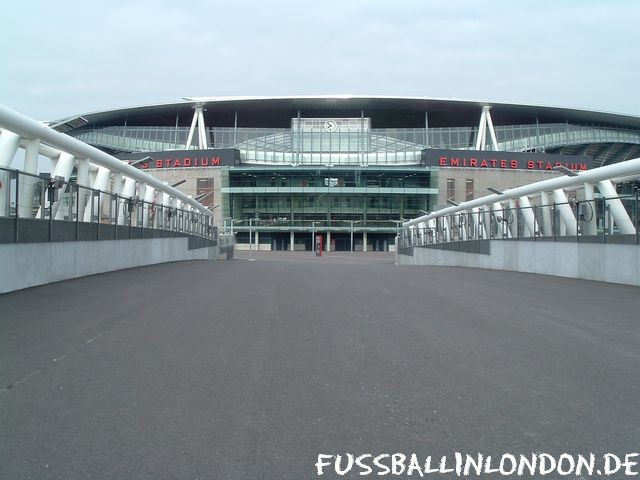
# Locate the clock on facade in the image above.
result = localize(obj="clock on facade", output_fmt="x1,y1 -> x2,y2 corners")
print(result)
323,120 -> 338,132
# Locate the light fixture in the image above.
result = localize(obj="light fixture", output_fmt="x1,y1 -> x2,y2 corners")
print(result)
487,187 -> 503,195
446,199 -> 458,206
553,165 -> 579,177
171,179 -> 187,187
129,156 -> 152,167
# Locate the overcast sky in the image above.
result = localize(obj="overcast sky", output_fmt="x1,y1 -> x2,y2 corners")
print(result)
2,0 -> 639,121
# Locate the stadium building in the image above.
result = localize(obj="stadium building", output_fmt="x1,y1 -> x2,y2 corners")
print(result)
50,96 -> 640,251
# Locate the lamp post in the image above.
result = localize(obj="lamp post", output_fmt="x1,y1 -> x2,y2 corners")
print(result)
311,221 -> 316,253
350,220 -> 362,253
248,217 -> 255,261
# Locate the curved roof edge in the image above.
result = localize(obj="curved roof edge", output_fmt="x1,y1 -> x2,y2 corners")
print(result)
50,95 -> 640,129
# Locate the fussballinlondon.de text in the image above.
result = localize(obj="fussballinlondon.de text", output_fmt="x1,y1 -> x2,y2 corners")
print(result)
316,452 -> 639,477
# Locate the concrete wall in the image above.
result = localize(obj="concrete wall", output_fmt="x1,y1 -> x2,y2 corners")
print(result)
0,237 -> 217,294
398,241 -> 640,286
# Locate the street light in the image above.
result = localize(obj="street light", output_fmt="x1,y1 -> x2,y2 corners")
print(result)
487,187 -> 503,195
350,220 -> 363,253
248,217 -> 256,261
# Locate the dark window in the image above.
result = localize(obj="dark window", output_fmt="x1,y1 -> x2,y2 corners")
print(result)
465,179 -> 474,201
446,178 -> 455,201
196,178 -> 215,207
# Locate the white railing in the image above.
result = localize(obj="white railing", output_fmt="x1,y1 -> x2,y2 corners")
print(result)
402,158 -> 640,246
0,104 -> 212,222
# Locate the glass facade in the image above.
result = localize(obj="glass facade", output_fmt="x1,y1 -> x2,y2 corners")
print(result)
73,122 -> 640,167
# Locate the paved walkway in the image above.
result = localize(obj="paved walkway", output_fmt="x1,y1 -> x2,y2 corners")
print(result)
1,252 -> 639,479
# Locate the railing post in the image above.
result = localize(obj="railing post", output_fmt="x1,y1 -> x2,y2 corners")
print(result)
633,190 -> 640,245
96,189 -> 101,241
75,184 -> 80,241
576,200 -> 580,243
14,170 -> 19,243
115,194 -> 119,240
552,203 -> 557,242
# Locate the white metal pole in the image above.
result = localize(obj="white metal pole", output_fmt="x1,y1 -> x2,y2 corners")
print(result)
0,130 -> 20,167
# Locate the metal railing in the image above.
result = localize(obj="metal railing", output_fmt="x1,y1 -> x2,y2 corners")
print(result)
401,156 -> 640,248
400,196 -> 640,247
0,167 -> 217,243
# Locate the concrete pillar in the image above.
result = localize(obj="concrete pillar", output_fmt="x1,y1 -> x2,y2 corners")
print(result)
363,231 -> 368,252
290,231 -> 294,251
254,230 -> 259,250
326,231 -> 331,252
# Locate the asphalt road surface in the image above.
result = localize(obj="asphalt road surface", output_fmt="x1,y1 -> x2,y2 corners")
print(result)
1,252 -> 639,479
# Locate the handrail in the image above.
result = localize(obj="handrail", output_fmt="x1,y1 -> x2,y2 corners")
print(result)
0,104 -> 211,216
403,156 -> 640,227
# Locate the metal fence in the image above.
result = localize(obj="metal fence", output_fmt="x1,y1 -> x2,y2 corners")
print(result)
0,166 -> 217,244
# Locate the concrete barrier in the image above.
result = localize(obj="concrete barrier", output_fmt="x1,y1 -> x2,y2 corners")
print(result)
0,237 -> 217,294
398,240 -> 640,286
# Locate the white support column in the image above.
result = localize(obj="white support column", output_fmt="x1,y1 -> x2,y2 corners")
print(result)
50,152 -> 76,219
582,183 -> 597,235
478,207 -> 489,239
519,195 -> 536,237
326,231 -> 331,252
484,107 -> 499,151
475,108 -> 487,150
141,184 -> 156,227
290,231 -> 294,251
18,138 -> 40,217
459,212 -> 468,240
552,188 -> 577,236
75,158 -> 91,220
442,217 -> 450,242
254,230 -> 259,250
508,199 -> 518,238
597,179 -> 636,234
197,107 -> 208,149
540,191 -> 552,237
83,166 -> 110,222
185,107 -> 199,149
362,231 -> 368,251
118,177 -> 137,224
0,130 -> 20,167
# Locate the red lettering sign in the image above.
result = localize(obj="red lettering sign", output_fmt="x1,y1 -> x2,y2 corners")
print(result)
439,157 -> 447,166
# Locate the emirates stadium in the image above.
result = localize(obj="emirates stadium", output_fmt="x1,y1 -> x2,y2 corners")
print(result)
49,96 -> 640,252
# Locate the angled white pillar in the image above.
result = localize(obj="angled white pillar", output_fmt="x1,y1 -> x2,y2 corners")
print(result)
597,179 -> 636,234
83,166 -> 110,222
475,108 -> 487,150
519,195 -> 536,237
552,188 -> 577,236
290,231 -> 294,251
185,107 -> 199,149
50,152 -> 76,219
118,177 -> 137,224
141,184 -> 156,227
540,191 -> 552,236
484,107 -> 499,150
508,199 -> 518,237
197,107 -> 208,149
0,130 -> 20,167
75,158 -> 91,220
582,183 -> 597,235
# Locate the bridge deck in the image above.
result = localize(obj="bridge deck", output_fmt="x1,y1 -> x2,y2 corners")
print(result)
1,252 -> 639,479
